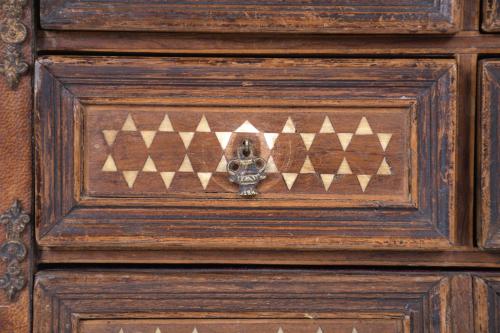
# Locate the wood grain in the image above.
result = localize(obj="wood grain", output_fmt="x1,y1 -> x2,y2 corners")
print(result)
34,269 -> 471,333
35,56 -> 461,252
479,60 -> 500,249
39,0 -> 462,34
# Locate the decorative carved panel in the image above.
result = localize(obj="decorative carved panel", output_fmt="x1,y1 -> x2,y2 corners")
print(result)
39,0 -> 461,34
36,57 -> 460,252
34,270 -> 470,333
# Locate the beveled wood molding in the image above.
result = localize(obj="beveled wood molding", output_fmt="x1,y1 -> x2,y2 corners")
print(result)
0,0 -> 29,89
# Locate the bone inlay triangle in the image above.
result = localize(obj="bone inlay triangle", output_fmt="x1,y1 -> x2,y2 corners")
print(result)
193,328 -> 199,333
282,173 -> 298,190
179,155 -> 194,172
216,155 -> 228,172
320,116 -> 335,133
235,120 -> 259,133
196,115 -> 211,132
300,133 -> 316,150
321,174 -> 335,191
352,329 -> 359,333
277,327 -> 284,333
122,171 -> 139,188
215,132 -> 232,150
377,133 -> 393,151
337,158 -> 352,175
266,156 -> 279,173
282,117 -> 296,133
121,114 -> 137,131
102,130 -> 118,146
316,328 -> 323,333
300,156 -> 315,174
160,172 -> 175,189
355,116 -> 373,135
337,133 -> 353,151
119,329 -> 124,333
142,156 -> 157,172
357,175 -> 372,192
377,157 -> 392,175
264,133 -> 279,150
179,132 -> 195,149
158,114 -> 174,132
197,172 -> 212,189
140,130 -> 157,148
102,155 -> 117,172
156,328 -> 162,333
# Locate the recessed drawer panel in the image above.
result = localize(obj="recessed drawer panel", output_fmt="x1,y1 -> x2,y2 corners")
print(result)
36,57 -> 459,251
483,0 -> 500,32
479,60 -> 500,249
34,270 -> 470,333
39,0 -> 461,34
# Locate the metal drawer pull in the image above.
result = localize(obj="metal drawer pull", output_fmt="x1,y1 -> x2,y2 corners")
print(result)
227,139 -> 267,197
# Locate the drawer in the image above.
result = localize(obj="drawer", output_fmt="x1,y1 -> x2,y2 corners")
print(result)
36,57 -> 460,251
484,0 -> 500,32
474,274 -> 500,332
479,60 -> 500,249
34,269 -> 471,333
39,0 -> 461,34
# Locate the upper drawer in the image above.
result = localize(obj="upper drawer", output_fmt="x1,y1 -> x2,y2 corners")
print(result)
483,0 -> 500,32
479,60 -> 500,249
36,56 -> 459,252
39,0 -> 461,34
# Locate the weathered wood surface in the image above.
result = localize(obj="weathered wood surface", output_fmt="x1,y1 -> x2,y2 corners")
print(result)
34,269 -> 473,333
40,0 -> 462,34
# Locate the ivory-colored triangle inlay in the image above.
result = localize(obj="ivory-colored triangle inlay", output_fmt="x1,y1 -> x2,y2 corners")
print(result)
282,173 -> 298,190
140,130 -> 157,148
316,328 -> 323,333
266,156 -> 279,173
102,130 -> 118,146
179,132 -> 195,149
282,117 -> 296,133
235,120 -> 259,133
355,116 -> 373,135
193,328 -> 199,333
216,155 -> 228,172
320,116 -> 335,133
215,132 -> 232,150
277,327 -> 284,333
122,171 -> 139,188
300,133 -> 316,150
300,156 -> 315,174
155,328 -> 162,333
196,115 -> 211,132
142,156 -> 157,172
197,172 -> 212,189
377,157 -> 392,175
160,172 -> 175,189
121,114 -> 137,131
357,175 -> 372,192
337,133 -> 353,151
102,155 -> 117,172
178,155 -> 194,172
337,158 -> 352,175
320,174 -> 335,191
159,114 -> 174,132
352,328 -> 358,333
119,329 -> 124,333
377,133 -> 393,151
264,133 -> 279,150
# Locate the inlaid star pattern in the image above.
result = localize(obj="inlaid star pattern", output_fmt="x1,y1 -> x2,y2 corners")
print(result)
99,113 -> 393,193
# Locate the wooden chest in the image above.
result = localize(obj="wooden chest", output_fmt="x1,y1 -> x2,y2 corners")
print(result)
2,0 -> 500,331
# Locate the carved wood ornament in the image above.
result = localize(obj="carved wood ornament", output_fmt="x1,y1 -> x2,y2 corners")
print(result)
0,0 -> 29,89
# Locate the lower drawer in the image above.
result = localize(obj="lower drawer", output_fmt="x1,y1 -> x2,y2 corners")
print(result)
34,269 -> 475,333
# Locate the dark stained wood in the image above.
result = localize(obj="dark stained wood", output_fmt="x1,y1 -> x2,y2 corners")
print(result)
39,0 -> 462,34
483,0 -> 500,32
473,274 -> 500,332
37,31 -> 500,55
479,60 -> 500,249
34,269 -> 471,333
35,56 -> 461,251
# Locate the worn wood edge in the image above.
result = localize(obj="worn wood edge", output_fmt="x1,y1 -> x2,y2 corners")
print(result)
36,248 -> 500,267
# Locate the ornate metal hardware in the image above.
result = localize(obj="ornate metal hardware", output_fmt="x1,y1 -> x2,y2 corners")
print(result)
0,0 -> 29,89
0,200 -> 29,301
227,139 -> 267,197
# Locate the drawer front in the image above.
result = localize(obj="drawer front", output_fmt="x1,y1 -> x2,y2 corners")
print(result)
34,270 -> 471,333
480,61 -> 500,249
484,0 -> 500,32
36,57 -> 459,250
40,0 -> 461,34
474,275 -> 500,332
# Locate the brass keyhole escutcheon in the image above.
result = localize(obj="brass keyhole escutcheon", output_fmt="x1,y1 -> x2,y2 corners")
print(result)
227,139 -> 267,197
